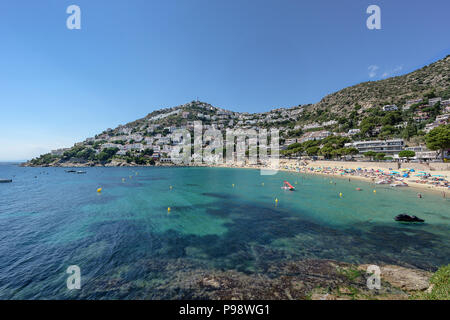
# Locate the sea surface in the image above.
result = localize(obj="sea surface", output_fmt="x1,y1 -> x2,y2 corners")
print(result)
0,163 -> 449,299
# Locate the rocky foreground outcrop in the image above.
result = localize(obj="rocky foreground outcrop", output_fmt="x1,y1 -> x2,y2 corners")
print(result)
82,258 -> 437,300
160,260 -> 435,300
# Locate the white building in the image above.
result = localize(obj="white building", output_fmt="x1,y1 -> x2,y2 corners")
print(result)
383,105 -> 398,111
350,139 -> 404,155
117,150 -> 127,156
298,131 -> 333,143
405,146 -> 438,160
429,97 -> 442,106
128,134 -> 143,142
144,137 -> 154,144
348,129 -> 361,135
285,138 -> 298,146
124,143 -> 144,151
51,148 -> 70,156
404,99 -> 423,110
322,120 -> 338,127
101,143 -> 121,150
303,123 -> 322,130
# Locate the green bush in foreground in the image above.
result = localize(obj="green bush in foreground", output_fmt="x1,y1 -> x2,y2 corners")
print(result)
413,265 -> 450,300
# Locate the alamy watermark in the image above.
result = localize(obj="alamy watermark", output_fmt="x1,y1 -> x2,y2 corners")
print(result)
66,265 -> 81,290
366,265 -> 381,290
366,5 -> 381,30
66,5 -> 81,30
169,121 -> 280,175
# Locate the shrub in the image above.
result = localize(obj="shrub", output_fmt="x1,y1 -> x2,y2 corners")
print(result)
413,265 -> 450,300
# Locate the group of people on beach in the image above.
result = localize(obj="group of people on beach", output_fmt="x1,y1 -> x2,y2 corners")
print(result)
279,162 -> 448,198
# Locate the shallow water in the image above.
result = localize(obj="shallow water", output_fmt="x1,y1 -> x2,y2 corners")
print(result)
0,164 -> 449,299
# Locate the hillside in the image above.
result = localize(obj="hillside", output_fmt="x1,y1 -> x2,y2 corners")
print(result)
27,55 -> 450,166
314,55 -> 450,114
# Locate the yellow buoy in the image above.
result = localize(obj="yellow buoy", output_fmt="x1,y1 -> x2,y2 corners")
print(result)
167,207 -> 171,212
373,190 -> 377,193
232,184 -> 235,188
339,192 -> 343,198
97,188 -> 102,193
169,186 -> 173,190
275,198 -> 279,203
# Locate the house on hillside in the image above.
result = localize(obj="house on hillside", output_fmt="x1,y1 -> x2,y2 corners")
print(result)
441,99 -> 450,107
383,105 -> 398,111
348,129 -> 361,135
298,131 -> 333,143
429,97 -> 442,106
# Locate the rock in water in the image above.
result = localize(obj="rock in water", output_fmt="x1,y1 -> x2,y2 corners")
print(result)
395,214 -> 424,223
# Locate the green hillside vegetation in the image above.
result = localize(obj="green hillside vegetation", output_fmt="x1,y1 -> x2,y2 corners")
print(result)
313,55 -> 450,115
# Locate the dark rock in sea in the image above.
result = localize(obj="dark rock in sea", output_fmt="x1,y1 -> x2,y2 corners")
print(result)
395,214 -> 425,223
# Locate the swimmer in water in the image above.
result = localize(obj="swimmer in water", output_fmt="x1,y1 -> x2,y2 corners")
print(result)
417,193 -> 422,199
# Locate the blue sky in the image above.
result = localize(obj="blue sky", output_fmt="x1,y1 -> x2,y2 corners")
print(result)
0,0 -> 449,161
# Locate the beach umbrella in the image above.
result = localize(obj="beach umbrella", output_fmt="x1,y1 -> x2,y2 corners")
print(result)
432,175 -> 444,177
410,169 -> 415,172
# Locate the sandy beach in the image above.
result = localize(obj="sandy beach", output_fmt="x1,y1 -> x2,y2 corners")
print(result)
214,159 -> 449,196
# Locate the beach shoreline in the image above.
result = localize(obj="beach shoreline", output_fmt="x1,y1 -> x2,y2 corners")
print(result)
20,160 -> 449,195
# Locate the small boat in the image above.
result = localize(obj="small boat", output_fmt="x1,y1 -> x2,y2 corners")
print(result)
376,180 -> 390,185
65,170 -> 77,173
76,171 -> 87,174
395,214 -> 424,223
281,180 -> 295,191
0,179 -> 12,183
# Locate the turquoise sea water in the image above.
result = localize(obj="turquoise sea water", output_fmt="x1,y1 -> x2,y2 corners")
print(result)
0,164 -> 449,299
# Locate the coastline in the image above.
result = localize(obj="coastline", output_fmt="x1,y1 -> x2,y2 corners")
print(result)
21,160 -> 449,195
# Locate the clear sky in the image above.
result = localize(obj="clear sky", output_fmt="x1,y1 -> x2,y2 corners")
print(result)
0,0 -> 449,161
